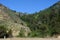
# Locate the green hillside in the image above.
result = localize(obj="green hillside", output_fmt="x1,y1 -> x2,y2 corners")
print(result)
20,1 -> 60,37
0,1 -> 60,38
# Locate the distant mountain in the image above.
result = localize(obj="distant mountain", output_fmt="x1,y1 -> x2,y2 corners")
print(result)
0,1 -> 60,38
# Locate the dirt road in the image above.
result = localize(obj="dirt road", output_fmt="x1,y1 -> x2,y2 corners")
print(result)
0,38 -> 60,40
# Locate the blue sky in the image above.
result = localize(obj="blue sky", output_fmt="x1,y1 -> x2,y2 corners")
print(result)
0,0 -> 59,13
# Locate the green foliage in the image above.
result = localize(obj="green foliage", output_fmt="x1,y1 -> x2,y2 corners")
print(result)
20,2 -> 60,37
18,28 -> 25,37
0,25 -> 8,38
0,25 -> 13,38
8,29 -> 13,37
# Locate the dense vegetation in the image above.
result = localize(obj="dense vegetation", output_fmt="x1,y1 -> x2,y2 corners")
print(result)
19,1 -> 60,37
0,25 -> 8,38
0,24 -> 12,38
